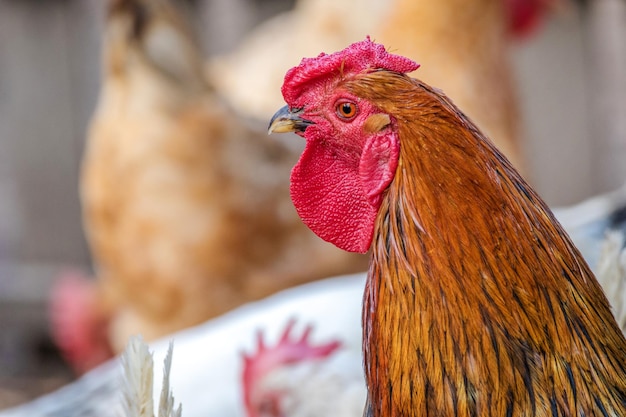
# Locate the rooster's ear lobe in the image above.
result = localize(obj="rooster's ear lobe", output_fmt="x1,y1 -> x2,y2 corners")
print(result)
363,114 -> 391,134
359,125 -> 400,207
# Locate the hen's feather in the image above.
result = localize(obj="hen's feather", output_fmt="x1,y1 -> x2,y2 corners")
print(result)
121,336 -> 155,417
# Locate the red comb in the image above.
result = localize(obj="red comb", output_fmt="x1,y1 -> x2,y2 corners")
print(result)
505,0 -> 554,38
241,318 -> 342,415
49,270 -> 113,373
282,37 -> 419,105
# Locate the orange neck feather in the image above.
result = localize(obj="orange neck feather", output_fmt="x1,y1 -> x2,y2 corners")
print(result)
347,73 -> 626,416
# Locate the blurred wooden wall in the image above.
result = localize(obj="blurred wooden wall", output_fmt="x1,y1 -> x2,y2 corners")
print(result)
0,0 -> 101,303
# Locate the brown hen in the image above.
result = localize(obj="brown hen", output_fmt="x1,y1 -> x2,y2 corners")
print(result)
54,0 -> 366,368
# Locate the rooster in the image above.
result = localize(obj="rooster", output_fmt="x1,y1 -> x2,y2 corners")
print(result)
52,0 -> 366,370
269,38 -> 626,416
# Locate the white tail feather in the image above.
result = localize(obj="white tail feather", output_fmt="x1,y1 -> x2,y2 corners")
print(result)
158,342 -> 182,417
120,335 -> 181,417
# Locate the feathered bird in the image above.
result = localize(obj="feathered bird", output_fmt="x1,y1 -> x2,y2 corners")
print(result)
51,0 -> 365,371
242,319 -> 364,417
210,0 -> 556,172
268,38 -> 626,416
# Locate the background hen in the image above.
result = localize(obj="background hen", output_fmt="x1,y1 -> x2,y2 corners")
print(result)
56,0 -> 366,369
2,274 -> 366,417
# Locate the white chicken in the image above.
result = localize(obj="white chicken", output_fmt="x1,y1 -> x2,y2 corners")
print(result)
3,274 -> 365,417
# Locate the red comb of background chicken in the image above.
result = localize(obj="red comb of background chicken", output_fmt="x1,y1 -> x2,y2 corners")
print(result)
49,270 -> 113,374
282,37 -> 419,106
242,319 -> 341,417
505,0 -> 554,38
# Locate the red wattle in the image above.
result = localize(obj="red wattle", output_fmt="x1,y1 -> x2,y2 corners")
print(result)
290,146 -> 376,254
290,129 -> 399,254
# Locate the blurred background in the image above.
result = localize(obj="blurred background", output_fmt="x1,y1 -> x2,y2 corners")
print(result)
0,0 -> 624,409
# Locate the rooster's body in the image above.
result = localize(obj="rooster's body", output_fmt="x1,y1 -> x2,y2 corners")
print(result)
269,39 -> 626,416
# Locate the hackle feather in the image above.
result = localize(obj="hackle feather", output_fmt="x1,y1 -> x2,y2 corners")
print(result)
346,71 -> 626,416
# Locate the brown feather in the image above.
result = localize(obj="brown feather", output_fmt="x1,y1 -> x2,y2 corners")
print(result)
345,72 -> 626,416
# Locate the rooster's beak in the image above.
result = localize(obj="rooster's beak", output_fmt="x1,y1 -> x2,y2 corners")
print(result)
268,105 -> 313,134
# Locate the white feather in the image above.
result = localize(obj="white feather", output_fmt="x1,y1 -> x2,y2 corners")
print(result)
119,336 -> 181,417
158,342 -> 182,417
595,232 -> 626,329
121,336 -> 155,417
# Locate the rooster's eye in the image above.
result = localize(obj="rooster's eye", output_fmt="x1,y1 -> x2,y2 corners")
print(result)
336,100 -> 358,120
